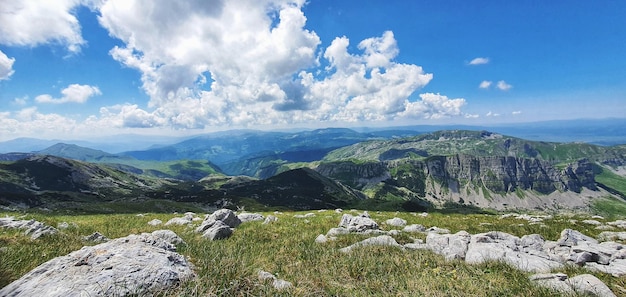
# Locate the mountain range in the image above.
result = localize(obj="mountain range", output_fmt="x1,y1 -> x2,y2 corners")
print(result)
0,123 -> 625,213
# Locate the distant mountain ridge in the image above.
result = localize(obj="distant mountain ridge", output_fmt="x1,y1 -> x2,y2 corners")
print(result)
0,127 -> 625,213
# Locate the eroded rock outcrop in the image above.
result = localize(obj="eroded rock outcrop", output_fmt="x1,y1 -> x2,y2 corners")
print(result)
0,217 -> 58,239
0,230 -> 195,297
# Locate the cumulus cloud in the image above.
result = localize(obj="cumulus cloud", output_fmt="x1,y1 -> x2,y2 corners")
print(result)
0,0 -> 86,53
479,80 -> 492,89
0,50 -> 15,80
35,84 -> 101,104
92,0 -> 460,128
486,111 -> 500,117
0,107 -> 78,138
512,110 -> 522,115
496,80 -> 512,91
468,57 -> 489,65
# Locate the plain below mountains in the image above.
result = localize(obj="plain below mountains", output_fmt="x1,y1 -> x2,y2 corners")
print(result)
0,128 -> 625,213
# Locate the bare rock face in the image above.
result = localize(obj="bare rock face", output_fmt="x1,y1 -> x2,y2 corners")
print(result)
0,230 -> 195,297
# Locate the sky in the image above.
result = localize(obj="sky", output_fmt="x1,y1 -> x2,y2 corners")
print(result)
0,0 -> 625,141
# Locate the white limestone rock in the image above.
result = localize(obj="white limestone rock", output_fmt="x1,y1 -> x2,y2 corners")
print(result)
0,230 -> 195,297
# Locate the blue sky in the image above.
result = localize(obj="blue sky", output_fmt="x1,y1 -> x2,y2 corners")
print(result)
0,0 -> 625,140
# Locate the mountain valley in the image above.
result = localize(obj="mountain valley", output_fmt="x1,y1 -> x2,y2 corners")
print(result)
0,127 -> 625,214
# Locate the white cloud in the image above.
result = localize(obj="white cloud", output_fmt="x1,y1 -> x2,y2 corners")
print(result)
496,80 -> 512,91
0,50 -> 15,80
468,57 -> 489,65
486,111 -> 500,117
479,80 -> 492,89
12,96 -> 28,106
0,0 -> 86,53
0,107 -> 78,137
93,1 -> 460,129
399,93 -> 466,120
35,84 -> 101,104
512,110 -> 522,115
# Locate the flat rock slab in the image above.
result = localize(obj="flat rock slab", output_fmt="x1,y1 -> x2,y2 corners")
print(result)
0,230 -> 195,297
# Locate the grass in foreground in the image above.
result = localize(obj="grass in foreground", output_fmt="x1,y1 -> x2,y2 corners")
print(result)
1,210 -> 625,296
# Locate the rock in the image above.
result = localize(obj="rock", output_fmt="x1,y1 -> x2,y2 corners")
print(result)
326,227 -> 350,237
403,224 -> 426,233
207,209 -> 241,228
582,219 -> 603,225
273,279 -> 293,290
530,273 -> 616,297
592,215 -> 605,220
57,222 -> 70,229
426,226 -> 450,234
201,220 -> 233,240
335,208 -> 343,213
598,231 -> 626,241
556,229 -> 598,247
83,232 -> 109,243
294,213 -> 316,218
607,220 -> 626,229
339,235 -> 402,253
262,215 -> 278,224
315,234 -> 328,244
164,216 -> 192,226
338,214 -> 379,232
419,212 -> 429,217
151,229 -> 185,245
147,219 -> 163,226
0,217 -> 58,239
586,259 -> 626,277
466,232 -> 562,272
258,270 -> 292,290
0,230 -> 195,297
258,270 -> 275,281
426,231 -> 471,260
238,212 -> 264,223
385,217 -> 407,227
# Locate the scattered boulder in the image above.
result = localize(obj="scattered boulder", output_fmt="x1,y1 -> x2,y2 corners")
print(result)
403,224 -> 426,233
147,219 -> 163,226
0,217 -> 58,239
315,234 -> 328,244
385,217 -> 407,227
164,213 -> 194,226
83,232 -> 109,243
530,273 -> 616,297
0,230 -> 195,297
582,219 -> 603,226
338,213 -> 379,233
294,213 -> 316,218
258,270 -> 293,290
263,215 -> 278,224
238,212 -> 264,223
206,209 -> 241,228
199,220 -> 233,240
339,235 -> 402,253
151,229 -> 185,245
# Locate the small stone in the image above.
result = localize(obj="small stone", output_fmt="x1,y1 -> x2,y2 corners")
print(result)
147,219 -> 163,226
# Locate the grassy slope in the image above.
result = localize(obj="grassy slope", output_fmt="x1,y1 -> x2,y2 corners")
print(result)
2,210 -> 625,296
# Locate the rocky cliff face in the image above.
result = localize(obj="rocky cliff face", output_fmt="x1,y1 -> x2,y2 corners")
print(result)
315,154 -> 600,209
424,155 -> 596,194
